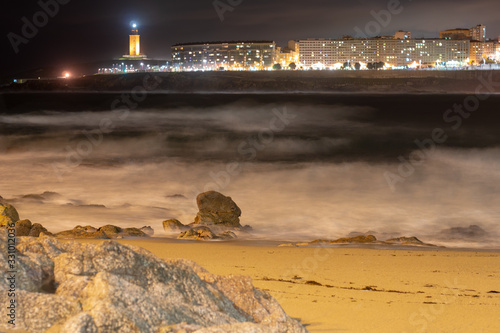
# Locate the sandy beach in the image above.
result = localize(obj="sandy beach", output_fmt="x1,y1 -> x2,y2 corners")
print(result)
66,239 -> 500,333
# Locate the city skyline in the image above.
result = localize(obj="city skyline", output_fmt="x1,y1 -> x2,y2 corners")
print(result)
2,0 -> 500,76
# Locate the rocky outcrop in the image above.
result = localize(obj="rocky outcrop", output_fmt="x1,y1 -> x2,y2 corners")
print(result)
0,198 -> 54,237
163,219 -> 188,233
165,192 -> 247,240
308,235 -> 378,245
15,219 -> 54,237
0,196 -> 20,227
385,237 -> 425,245
56,225 -> 150,239
194,191 -> 241,227
331,235 -> 377,244
30,222 -> 52,238
0,234 -> 308,333
283,235 -> 439,247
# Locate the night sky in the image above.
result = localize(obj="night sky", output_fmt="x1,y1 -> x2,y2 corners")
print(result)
2,0 -> 499,77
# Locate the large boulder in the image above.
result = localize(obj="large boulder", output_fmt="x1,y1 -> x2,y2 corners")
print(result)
0,196 -> 20,227
0,234 -> 308,333
194,191 -> 241,227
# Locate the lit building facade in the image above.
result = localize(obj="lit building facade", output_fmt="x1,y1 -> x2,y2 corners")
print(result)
171,41 -> 277,70
470,40 -> 499,64
470,24 -> 486,41
298,38 -> 470,69
440,28 -> 471,40
439,25 -> 487,42
276,40 -> 301,68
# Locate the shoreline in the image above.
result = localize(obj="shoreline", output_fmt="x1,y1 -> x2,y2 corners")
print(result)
68,237 -> 500,252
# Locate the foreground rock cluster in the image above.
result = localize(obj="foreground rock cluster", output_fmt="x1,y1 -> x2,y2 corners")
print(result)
2,191 -> 247,240
55,225 -> 153,239
163,191 -> 251,240
1,195 -> 153,239
0,234 -> 307,333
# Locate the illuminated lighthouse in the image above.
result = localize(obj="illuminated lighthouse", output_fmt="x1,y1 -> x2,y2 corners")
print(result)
123,22 -> 147,59
129,23 -> 141,56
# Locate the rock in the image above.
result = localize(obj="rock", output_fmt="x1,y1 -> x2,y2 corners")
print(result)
0,234 -> 307,333
384,236 -> 437,247
140,226 -> 154,236
56,225 -> 148,239
0,196 -> 20,227
330,235 -> 377,244
12,219 -> 54,237
308,239 -> 330,245
98,225 -> 122,235
0,197 -> 53,237
16,219 -> 33,236
29,223 -> 54,237
385,237 -> 424,245
194,191 -> 241,227
293,235 -> 438,248
58,313 -> 98,333
74,225 -> 98,233
305,235 -> 378,246
178,226 -> 217,240
163,219 -> 188,233
121,228 -> 148,237
56,228 -> 110,239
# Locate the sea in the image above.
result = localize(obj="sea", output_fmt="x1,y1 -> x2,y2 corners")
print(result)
1,91 -> 499,248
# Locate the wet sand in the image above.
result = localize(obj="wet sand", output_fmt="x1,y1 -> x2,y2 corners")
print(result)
70,239 -> 500,333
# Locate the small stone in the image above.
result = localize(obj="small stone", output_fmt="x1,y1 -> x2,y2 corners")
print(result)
178,226 -> 216,240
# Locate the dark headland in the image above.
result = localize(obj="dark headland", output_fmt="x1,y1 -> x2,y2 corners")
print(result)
3,70 -> 500,94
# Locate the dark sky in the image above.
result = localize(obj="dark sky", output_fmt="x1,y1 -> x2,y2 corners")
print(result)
2,0 -> 499,76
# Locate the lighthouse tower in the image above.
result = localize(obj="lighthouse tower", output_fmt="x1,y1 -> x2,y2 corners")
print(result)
123,23 -> 147,59
129,23 -> 141,56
